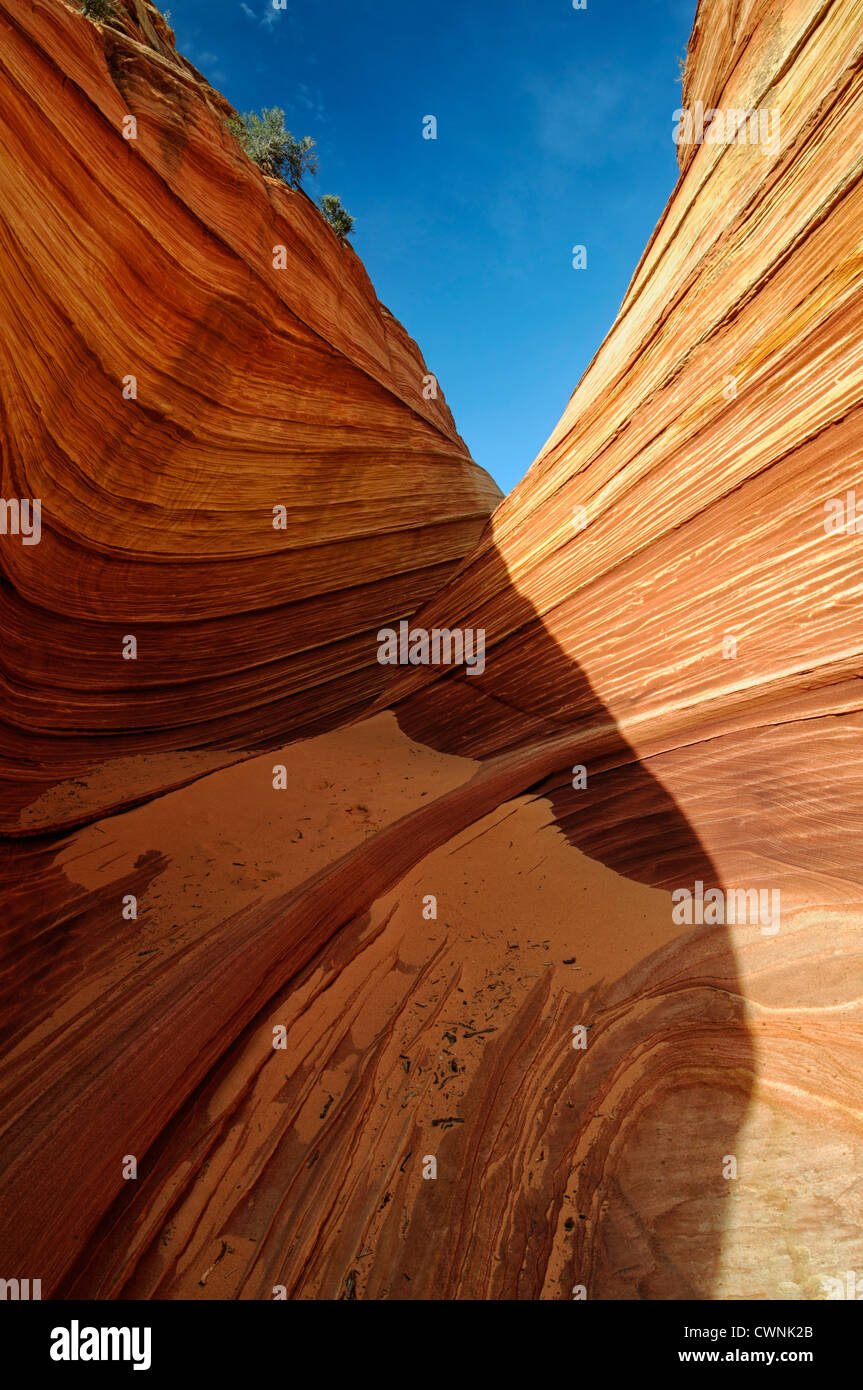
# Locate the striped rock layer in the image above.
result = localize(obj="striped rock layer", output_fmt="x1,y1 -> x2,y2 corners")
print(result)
1,0 -> 861,1301
0,0 -> 500,832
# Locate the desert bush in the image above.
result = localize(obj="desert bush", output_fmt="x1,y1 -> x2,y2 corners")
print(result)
228,108 -> 317,187
81,0 -> 116,20
318,194 -> 355,239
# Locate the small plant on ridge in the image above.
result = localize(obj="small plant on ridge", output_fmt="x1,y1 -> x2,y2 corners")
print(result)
318,194 -> 355,240
81,0 -> 117,20
227,107 -> 318,187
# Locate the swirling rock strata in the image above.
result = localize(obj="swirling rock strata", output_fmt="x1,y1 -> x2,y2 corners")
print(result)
0,0 -> 500,833
1,0 -> 862,1303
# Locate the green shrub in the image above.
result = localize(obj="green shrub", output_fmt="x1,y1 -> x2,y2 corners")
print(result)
82,0 -> 116,19
318,194 -> 355,240
227,108 -> 317,187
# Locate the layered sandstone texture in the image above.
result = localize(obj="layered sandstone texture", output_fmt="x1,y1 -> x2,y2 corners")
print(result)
0,0 -> 500,832
2,0 -> 862,1301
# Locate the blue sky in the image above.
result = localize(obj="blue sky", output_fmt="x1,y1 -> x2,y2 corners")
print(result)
166,0 -> 697,494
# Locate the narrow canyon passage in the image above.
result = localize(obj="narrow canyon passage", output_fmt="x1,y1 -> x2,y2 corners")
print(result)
1,0 -> 863,1304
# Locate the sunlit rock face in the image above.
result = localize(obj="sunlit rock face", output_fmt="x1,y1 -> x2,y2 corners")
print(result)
1,0 -> 861,1303
0,0 -> 500,833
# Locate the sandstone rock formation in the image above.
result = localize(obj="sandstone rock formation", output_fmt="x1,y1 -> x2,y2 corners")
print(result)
1,0 -> 862,1302
0,0 -> 500,833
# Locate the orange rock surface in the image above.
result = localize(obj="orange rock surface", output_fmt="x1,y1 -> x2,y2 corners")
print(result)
1,0 -> 862,1301
0,0 -> 500,833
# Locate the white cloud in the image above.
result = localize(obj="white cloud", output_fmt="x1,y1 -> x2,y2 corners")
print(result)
526,66 -> 636,170
182,44 -> 226,86
294,82 -> 325,121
